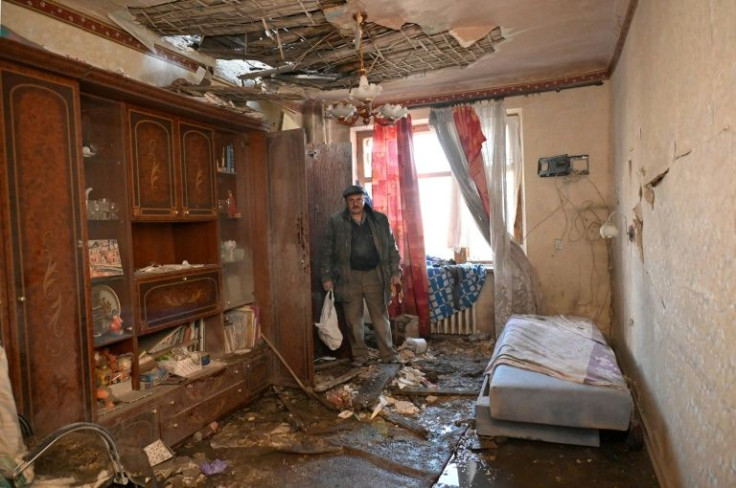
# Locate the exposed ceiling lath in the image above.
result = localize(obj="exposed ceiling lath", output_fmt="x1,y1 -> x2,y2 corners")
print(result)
129,0 -> 505,92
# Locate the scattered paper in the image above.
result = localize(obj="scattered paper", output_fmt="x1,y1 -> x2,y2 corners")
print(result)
144,439 -> 174,466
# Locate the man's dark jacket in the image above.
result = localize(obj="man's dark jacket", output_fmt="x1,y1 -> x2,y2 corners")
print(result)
320,203 -> 401,303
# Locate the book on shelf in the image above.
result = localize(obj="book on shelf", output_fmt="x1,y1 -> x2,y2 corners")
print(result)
88,239 -> 123,278
223,305 -> 260,353
138,319 -> 204,357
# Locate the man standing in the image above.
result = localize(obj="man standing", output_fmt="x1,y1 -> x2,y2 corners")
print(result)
320,185 -> 401,366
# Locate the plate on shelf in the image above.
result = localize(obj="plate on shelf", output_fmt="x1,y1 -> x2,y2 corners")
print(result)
91,284 -> 121,337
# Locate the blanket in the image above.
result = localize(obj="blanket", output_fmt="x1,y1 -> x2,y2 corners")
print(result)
484,315 -> 628,391
426,259 -> 486,322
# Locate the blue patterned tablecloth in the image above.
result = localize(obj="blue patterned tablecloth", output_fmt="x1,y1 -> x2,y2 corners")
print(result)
426,258 -> 486,323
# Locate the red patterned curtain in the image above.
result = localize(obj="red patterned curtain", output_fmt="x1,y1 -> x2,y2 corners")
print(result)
372,116 -> 431,337
453,106 -> 489,218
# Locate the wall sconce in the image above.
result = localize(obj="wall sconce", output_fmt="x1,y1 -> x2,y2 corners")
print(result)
600,211 -> 630,239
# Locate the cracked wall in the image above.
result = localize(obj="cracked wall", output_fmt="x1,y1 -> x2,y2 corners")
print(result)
610,0 -> 736,486
507,85 -> 615,334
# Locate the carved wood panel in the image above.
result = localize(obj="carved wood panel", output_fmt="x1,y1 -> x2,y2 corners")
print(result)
137,270 -> 220,331
129,109 -> 176,218
305,143 -> 352,358
1,68 -> 91,436
180,123 -> 215,217
266,129 -> 313,385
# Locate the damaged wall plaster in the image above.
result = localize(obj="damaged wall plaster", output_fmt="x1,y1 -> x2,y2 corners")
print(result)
3,3 -> 197,87
2,4 -> 284,129
610,0 -> 736,486
506,85 -> 614,334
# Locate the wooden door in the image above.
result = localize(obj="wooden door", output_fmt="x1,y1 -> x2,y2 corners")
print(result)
304,143 -> 352,357
129,108 -> 177,219
266,129 -> 313,385
0,66 -> 92,435
180,122 -> 216,218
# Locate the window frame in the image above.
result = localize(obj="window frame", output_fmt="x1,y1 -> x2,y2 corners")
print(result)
353,115 -> 524,264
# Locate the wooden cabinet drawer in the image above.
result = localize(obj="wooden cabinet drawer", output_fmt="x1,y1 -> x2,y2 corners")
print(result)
138,270 -> 220,331
246,352 -> 271,396
99,408 -> 160,449
161,380 -> 247,446
181,364 -> 243,403
158,363 -> 243,419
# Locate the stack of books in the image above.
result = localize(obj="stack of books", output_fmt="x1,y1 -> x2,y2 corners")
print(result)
223,305 -> 260,352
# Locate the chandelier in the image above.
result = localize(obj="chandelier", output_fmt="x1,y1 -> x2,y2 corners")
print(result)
325,14 -> 408,126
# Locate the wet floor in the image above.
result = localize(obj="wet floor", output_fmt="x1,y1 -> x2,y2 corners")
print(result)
30,335 -> 659,487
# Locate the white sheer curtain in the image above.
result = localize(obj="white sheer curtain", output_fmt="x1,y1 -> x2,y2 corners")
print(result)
428,108 -> 489,240
475,100 -> 540,336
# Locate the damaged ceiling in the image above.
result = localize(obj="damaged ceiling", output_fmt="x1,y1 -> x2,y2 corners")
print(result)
53,0 -> 634,108
127,0 -> 506,92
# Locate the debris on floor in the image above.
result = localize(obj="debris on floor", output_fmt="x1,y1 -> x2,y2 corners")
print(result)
24,335 -> 659,488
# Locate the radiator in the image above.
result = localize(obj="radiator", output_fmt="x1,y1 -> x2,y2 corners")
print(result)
430,304 -> 478,335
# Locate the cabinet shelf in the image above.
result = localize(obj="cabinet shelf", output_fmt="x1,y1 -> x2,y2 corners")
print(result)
93,330 -> 134,349
88,218 -> 122,223
91,275 -> 125,284
134,263 -> 220,278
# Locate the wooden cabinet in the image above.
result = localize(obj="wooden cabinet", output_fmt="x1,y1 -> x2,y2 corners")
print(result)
0,64 -> 92,436
157,352 -> 268,446
0,38 -> 328,445
128,109 -> 176,219
128,108 -> 216,220
266,130 -> 314,385
180,123 -> 217,217
216,131 -> 255,310
136,268 -> 221,332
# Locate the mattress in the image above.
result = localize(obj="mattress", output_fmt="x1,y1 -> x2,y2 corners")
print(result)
475,375 -> 600,447
489,364 -> 633,431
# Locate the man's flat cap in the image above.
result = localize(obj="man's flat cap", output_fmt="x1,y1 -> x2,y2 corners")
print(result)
342,185 -> 368,198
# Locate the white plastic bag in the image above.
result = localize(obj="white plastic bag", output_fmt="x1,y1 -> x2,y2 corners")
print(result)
0,347 -> 33,486
315,291 -> 343,350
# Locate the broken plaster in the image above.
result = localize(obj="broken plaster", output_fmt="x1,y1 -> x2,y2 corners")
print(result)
324,0 -> 495,49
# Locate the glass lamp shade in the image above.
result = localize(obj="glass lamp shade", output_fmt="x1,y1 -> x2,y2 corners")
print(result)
377,103 -> 409,120
599,222 -> 619,238
350,75 -> 382,102
326,102 -> 357,120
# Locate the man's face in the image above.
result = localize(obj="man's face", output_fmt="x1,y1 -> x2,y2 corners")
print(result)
346,194 -> 365,216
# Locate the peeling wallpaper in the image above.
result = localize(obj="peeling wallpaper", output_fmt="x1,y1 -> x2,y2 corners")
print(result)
610,0 -> 736,486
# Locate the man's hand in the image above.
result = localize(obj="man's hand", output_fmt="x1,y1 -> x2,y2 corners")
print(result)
390,276 -> 403,303
323,280 -> 334,292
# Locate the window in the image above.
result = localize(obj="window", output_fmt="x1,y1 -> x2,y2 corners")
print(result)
354,116 -> 522,263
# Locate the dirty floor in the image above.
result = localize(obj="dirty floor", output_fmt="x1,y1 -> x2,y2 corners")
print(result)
30,336 -> 659,488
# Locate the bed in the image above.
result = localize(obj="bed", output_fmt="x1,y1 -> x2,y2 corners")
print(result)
475,315 -> 633,447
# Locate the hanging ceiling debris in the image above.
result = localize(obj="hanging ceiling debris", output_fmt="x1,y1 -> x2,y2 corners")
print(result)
128,0 -> 505,94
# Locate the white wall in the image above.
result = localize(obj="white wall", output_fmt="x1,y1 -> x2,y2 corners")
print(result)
2,2 -> 284,129
610,1 -> 736,486
507,85 -> 615,333
3,2 -> 198,87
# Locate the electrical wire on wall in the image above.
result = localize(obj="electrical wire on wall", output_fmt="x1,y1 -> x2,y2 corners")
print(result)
523,170 -> 612,322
